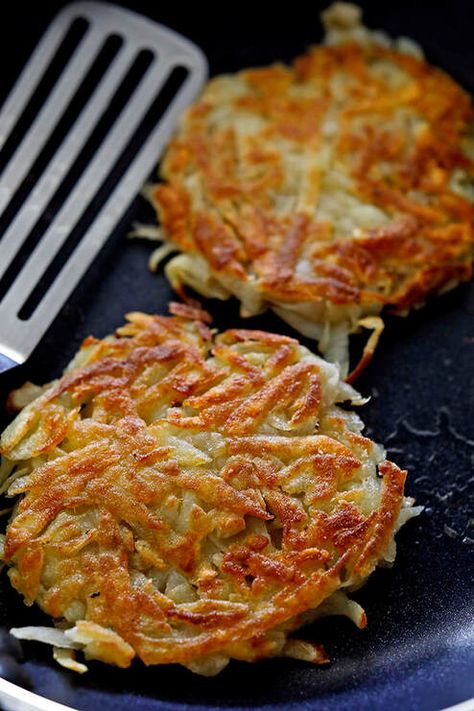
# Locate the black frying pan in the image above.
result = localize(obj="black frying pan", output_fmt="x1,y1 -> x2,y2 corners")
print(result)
0,2 -> 473,709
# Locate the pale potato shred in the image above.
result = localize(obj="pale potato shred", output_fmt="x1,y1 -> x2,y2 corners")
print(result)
0,304 -> 419,675
148,2 -> 474,378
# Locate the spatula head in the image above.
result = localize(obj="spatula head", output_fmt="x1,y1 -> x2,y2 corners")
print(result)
0,1 -> 207,373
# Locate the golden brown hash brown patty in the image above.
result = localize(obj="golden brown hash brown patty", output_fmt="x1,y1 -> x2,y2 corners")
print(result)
0,303 -> 417,675
149,2 -> 474,373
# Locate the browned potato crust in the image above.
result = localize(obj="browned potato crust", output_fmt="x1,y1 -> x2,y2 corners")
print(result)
0,304 -> 416,674
149,3 -> 474,375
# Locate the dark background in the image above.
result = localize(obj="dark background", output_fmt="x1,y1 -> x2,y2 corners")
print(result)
0,2 -> 473,710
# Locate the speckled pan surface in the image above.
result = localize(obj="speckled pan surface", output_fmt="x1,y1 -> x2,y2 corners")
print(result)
0,1 -> 473,709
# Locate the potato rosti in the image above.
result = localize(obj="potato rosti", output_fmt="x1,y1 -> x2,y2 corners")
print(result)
0,304 -> 418,675
148,2 -> 474,377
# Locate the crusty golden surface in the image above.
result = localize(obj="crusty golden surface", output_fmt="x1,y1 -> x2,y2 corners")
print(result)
149,2 -> 474,374
0,304 -> 414,675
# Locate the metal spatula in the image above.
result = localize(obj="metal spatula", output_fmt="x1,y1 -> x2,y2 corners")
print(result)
0,1 -> 207,374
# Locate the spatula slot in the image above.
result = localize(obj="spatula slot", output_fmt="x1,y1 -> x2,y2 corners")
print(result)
0,33 -> 124,229
17,64 -> 189,322
0,43 -> 155,289
0,34 -> 124,303
0,17 -> 89,177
